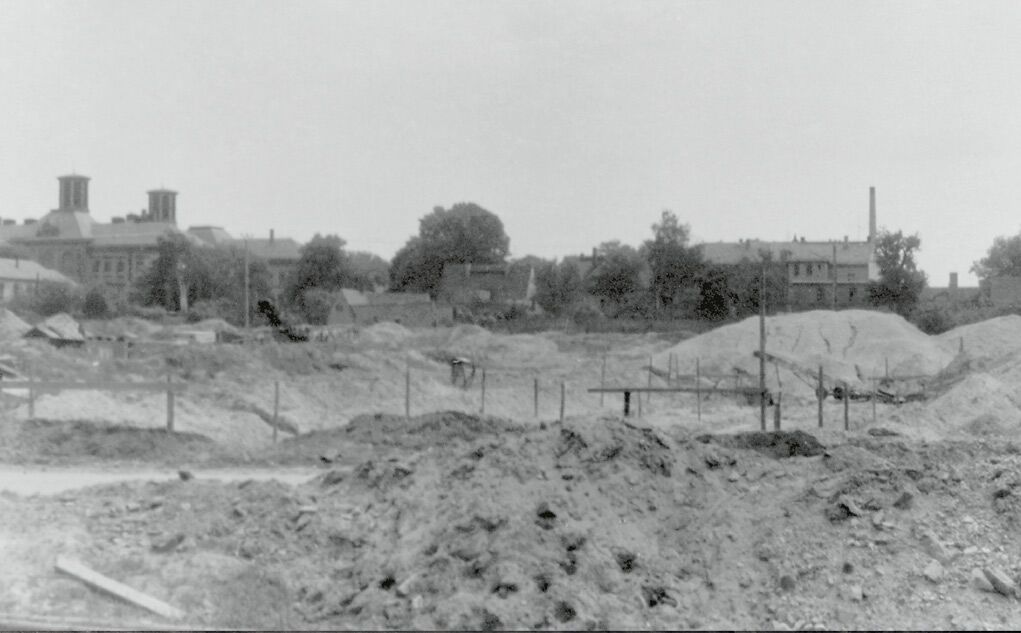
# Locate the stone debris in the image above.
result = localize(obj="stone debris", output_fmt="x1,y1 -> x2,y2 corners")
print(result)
922,560 -> 944,584
982,567 -> 1018,599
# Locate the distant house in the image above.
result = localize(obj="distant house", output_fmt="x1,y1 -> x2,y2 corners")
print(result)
187,227 -> 301,296
702,237 -> 878,310
987,276 -> 1021,308
438,263 -> 535,307
919,272 -> 981,307
0,257 -> 76,303
327,289 -> 452,327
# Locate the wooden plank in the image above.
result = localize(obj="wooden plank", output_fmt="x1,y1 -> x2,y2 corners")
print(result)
588,387 -> 761,395
0,611 -> 212,631
0,381 -> 185,392
54,556 -> 186,621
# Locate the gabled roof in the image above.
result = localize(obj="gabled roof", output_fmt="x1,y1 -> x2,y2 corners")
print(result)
91,221 -> 180,247
187,225 -> 235,246
701,240 -> 874,265
241,237 -> 302,261
0,258 -> 75,284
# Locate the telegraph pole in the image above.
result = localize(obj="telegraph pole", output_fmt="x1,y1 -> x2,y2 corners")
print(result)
759,258 -> 767,431
243,239 -> 250,329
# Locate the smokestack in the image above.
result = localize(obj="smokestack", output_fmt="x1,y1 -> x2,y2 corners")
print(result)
869,186 -> 877,242
270,229 -> 275,245
950,272 -> 958,289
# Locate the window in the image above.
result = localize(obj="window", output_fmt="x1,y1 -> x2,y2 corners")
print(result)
93,260 -> 100,273
848,272 -> 856,282
104,260 -> 111,273
849,287 -> 856,301
792,264 -> 799,277
806,263 -> 813,276
117,260 -> 125,273
816,287 -> 824,303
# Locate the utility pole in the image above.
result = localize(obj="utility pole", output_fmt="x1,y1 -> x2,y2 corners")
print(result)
759,258 -> 767,431
243,239 -> 250,329
831,241 -> 837,310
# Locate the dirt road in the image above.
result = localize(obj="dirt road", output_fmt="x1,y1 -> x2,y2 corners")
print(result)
0,465 -> 326,496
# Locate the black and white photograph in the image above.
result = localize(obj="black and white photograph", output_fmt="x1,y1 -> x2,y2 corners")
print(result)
1,0 -> 1021,630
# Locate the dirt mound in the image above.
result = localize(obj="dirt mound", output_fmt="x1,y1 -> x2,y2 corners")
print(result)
552,417 -> 675,476
923,373 -> 1021,435
699,430 -> 826,459
344,411 -> 527,448
0,419 -> 224,465
937,315 -> 1021,362
656,310 -> 954,400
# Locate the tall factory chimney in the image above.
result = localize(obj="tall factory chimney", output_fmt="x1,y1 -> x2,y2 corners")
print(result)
868,186 -> 877,242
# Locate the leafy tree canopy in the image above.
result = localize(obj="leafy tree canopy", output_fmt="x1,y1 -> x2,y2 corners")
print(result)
390,203 -> 509,295
644,210 -> 704,311
972,230 -> 1021,280
586,240 -> 645,304
868,229 -> 926,316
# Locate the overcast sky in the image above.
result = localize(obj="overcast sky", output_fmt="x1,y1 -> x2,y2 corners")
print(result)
2,0 -> 1020,286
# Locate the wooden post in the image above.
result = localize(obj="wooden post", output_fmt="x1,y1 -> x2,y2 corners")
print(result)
759,261 -> 767,431
623,391 -> 631,417
166,373 -> 174,432
637,388 -> 643,418
534,377 -> 539,418
871,376 -> 877,425
28,369 -> 35,419
600,354 -> 606,406
480,369 -> 486,415
843,381 -> 849,431
647,355 -> 653,403
773,391 -> 781,430
404,363 -> 410,420
695,357 -> 702,424
272,380 -> 279,443
817,365 -> 824,428
885,357 -> 889,378
559,382 -> 565,423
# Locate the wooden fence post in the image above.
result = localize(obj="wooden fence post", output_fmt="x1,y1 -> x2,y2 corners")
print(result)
404,363 -> 410,420
696,357 -> 701,424
843,381 -> 849,431
637,388 -> 643,418
773,391 -> 781,430
600,354 -> 606,406
534,377 -> 539,418
559,382 -> 565,423
28,369 -> 35,419
480,369 -> 486,415
647,356 -> 653,403
871,376 -> 877,425
166,373 -> 174,432
273,380 -> 279,443
817,365 -> 824,428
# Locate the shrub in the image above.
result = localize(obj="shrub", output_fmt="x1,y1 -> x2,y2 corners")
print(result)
81,287 -> 110,319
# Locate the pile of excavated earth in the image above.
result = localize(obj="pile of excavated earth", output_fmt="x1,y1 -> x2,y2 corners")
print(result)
1,310 -> 1020,629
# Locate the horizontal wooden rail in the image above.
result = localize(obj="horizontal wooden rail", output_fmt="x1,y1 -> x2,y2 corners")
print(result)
0,381 -> 185,392
588,387 -> 762,394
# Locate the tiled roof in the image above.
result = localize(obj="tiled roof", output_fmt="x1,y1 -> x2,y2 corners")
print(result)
91,222 -> 180,247
701,240 -> 873,265
187,226 -> 235,245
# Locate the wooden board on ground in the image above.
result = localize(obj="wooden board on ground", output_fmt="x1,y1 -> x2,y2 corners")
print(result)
54,556 -> 186,621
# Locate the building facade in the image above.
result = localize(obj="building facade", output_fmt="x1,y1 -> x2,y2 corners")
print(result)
701,187 -> 881,310
0,175 -> 186,299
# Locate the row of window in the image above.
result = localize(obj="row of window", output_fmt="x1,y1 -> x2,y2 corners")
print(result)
790,263 -> 857,282
0,281 -> 30,298
794,286 -> 860,304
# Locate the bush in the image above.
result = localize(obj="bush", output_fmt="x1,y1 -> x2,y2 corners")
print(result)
81,287 -> 110,319
8,282 -> 82,318
911,305 -> 955,335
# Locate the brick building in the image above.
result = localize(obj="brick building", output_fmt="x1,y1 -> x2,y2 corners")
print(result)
0,175 -> 186,299
701,187 -> 881,310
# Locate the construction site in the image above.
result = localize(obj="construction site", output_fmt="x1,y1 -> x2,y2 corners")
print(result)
1,307 -> 1021,630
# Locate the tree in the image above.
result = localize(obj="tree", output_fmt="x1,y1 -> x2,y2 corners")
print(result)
972,231 -> 1021,280
535,260 -> 583,316
586,241 -> 645,306
390,203 -> 510,295
868,230 -> 926,316
82,287 -> 109,318
644,210 -> 704,312
347,251 -> 390,291
282,234 -> 356,321
132,234 -> 272,324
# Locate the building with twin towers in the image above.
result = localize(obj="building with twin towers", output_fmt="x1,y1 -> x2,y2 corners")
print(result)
0,174 -> 299,299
